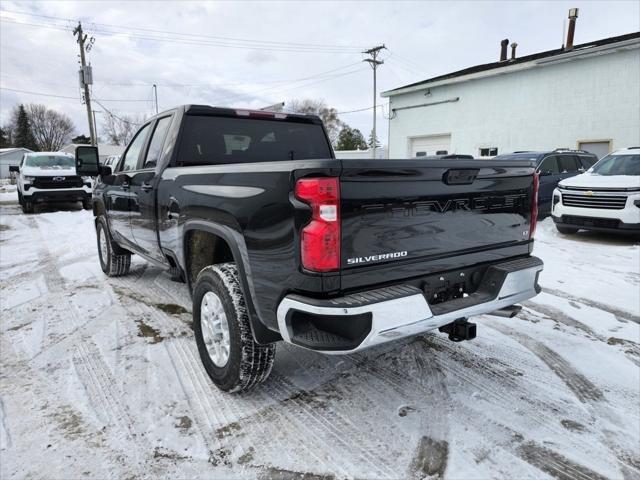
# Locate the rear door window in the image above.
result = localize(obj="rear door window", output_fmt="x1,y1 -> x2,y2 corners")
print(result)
176,115 -> 332,166
538,156 -> 560,175
558,155 -> 579,173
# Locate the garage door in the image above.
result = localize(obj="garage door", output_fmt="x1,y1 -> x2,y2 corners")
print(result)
410,134 -> 452,157
578,141 -> 611,159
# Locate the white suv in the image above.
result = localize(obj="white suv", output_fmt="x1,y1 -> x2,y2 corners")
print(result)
10,152 -> 93,214
552,147 -> 640,235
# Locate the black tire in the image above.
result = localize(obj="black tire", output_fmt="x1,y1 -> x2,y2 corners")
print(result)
193,263 -> 276,393
555,224 -> 579,235
22,200 -> 34,214
82,198 -> 92,210
96,216 -> 131,276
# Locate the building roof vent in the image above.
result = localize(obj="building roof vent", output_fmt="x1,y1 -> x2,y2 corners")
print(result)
500,39 -> 509,61
510,42 -> 518,60
565,8 -> 579,50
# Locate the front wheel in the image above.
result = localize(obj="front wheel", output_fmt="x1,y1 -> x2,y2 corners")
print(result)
82,198 -> 92,210
193,263 -> 275,392
555,224 -> 579,235
22,199 -> 34,214
96,217 -> 131,276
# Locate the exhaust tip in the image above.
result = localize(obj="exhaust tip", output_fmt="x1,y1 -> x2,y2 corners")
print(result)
489,305 -> 523,318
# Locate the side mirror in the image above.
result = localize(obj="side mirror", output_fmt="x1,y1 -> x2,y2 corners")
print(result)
75,146 -> 100,176
9,165 -> 19,173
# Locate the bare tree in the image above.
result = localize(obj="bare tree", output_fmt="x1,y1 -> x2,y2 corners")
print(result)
287,99 -> 343,147
102,113 -> 145,146
25,104 -> 75,151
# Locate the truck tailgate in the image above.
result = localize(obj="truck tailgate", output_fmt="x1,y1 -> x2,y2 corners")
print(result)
339,159 -> 536,285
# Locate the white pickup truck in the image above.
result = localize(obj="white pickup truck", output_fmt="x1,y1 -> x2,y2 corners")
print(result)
10,152 -> 93,214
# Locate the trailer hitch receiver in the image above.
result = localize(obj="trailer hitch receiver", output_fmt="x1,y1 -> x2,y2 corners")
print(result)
439,318 -> 476,342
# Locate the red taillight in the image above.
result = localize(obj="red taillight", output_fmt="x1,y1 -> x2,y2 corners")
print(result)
530,172 -> 539,238
295,177 -> 340,272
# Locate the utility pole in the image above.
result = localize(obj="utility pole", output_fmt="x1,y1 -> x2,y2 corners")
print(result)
362,44 -> 385,154
153,84 -> 158,114
73,22 -> 96,146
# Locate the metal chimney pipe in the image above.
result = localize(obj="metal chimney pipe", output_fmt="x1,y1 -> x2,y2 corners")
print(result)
510,42 -> 518,60
566,8 -> 579,50
500,39 -> 509,61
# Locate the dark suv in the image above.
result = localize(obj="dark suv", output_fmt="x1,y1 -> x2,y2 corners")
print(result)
494,149 -> 598,216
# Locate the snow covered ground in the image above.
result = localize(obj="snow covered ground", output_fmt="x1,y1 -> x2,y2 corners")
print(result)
1,189 -> 638,480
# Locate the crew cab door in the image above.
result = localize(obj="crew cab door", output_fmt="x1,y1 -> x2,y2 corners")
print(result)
106,122 -> 152,249
129,115 -> 173,263
536,155 -> 561,214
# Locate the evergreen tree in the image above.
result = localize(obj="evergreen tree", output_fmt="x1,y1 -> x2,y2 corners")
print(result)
13,105 -> 37,150
0,127 -> 10,148
336,126 -> 368,151
368,129 -> 381,149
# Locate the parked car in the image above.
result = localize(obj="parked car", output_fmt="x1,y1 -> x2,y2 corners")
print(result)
74,105 -> 543,392
552,147 -> 640,235
10,152 -> 93,214
494,149 -> 598,216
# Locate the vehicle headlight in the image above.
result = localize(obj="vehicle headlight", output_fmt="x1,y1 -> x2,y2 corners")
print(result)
23,176 -> 35,183
82,176 -> 93,185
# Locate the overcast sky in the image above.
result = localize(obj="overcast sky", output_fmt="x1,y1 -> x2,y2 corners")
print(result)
1,0 -> 638,146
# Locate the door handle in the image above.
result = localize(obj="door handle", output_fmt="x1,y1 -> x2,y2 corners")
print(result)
141,182 -> 153,192
122,181 -> 130,190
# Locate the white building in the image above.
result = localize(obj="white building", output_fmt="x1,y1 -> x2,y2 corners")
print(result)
382,32 -> 640,159
59,143 -> 125,163
0,148 -> 32,178
334,147 -> 388,160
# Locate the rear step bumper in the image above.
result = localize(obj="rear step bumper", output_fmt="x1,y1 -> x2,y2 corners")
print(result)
276,256 -> 543,354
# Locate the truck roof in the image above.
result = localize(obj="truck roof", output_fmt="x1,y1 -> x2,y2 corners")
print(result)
182,105 -> 324,125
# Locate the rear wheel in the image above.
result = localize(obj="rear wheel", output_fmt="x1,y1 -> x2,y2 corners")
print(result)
555,224 -> 579,235
96,216 -> 131,276
193,263 -> 275,392
82,198 -> 92,210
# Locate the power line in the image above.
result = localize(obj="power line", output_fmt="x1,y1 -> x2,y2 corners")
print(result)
336,104 -> 383,115
0,13 -> 365,53
93,99 -> 143,126
0,86 -> 153,102
213,66 -> 367,106
1,9 -> 367,50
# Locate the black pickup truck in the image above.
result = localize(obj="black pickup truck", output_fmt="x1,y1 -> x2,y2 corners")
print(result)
75,105 -> 543,392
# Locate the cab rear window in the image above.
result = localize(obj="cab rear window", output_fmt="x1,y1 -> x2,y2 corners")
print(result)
176,116 -> 332,166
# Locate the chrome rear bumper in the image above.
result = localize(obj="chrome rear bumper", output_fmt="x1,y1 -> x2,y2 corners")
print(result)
276,256 -> 543,354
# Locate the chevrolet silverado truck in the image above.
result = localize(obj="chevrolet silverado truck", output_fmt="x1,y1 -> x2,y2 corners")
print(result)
10,152 -> 93,214
75,105 -> 543,392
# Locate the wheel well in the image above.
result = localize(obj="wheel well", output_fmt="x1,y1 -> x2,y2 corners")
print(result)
185,230 -> 234,286
93,201 -> 105,218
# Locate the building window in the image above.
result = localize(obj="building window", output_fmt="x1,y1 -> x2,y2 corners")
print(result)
479,147 -> 498,157
415,151 -> 427,157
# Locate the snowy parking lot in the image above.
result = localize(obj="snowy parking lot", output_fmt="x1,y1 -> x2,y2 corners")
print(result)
1,187 -> 639,480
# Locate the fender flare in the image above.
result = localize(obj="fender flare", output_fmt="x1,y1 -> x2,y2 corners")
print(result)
182,220 -> 281,345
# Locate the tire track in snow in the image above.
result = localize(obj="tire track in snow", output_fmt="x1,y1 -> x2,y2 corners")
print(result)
517,441 -> 609,480
488,321 -> 640,478
542,287 -> 639,324
487,323 -> 603,404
